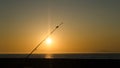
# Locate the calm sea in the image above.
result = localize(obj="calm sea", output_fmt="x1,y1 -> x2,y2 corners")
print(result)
0,53 -> 120,59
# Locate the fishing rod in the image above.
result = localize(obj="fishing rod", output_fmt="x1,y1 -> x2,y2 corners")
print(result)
26,22 -> 63,58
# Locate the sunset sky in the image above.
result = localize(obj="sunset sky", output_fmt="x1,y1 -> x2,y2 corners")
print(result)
0,0 -> 120,54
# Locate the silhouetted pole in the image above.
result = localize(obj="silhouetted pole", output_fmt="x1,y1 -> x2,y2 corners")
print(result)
26,22 -> 63,58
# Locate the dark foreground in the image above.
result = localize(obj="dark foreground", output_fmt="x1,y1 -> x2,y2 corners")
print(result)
0,58 -> 120,68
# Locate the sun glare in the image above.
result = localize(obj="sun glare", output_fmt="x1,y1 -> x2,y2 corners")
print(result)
45,37 -> 52,45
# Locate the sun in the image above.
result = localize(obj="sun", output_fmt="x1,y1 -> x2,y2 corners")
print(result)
45,37 -> 52,45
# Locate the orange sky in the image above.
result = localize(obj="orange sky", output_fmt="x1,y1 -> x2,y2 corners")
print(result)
0,0 -> 120,54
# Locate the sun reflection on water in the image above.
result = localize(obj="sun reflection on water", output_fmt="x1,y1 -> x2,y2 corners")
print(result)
45,54 -> 53,59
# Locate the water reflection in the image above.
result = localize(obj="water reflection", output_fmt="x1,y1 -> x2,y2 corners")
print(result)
45,54 -> 53,59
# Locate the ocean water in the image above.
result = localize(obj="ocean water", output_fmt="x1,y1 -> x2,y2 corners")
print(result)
0,53 -> 120,59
